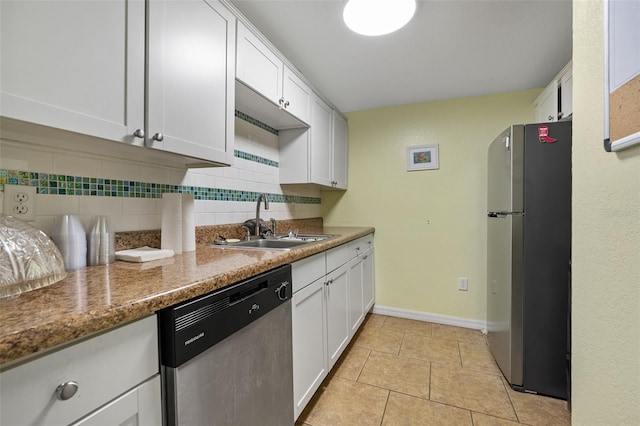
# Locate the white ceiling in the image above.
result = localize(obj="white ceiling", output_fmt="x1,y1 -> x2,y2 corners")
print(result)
229,0 -> 573,113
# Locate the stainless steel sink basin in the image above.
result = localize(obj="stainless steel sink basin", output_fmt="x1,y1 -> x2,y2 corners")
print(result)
232,239 -> 310,249
208,234 -> 337,251
278,234 -> 336,242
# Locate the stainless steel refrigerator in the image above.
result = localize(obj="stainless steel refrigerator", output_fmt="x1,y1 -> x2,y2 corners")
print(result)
486,121 -> 571,400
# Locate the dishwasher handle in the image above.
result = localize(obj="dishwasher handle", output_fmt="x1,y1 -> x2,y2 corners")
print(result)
229,281 -> 268,304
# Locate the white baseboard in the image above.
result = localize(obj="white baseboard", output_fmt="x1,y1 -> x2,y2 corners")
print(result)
371,305 -> 486,331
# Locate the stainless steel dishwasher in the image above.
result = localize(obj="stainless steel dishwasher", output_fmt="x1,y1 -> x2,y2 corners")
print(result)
158,264 -> 293,426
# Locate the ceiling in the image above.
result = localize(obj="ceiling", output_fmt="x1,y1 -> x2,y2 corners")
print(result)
229,0 -> 573,113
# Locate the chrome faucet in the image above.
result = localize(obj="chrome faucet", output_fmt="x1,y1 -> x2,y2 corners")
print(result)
254,193 -> 269,237
269,218 -> 277,236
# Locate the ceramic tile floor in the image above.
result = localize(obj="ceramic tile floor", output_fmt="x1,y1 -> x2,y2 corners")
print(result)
296,314 -> 571,426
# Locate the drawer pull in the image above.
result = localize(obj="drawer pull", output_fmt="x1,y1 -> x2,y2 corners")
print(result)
55,381 -> 79,401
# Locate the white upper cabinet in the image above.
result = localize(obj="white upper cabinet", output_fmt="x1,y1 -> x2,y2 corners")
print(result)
283,67 -> 312,124
0,0 -> 145,144
279,96 -> 348,190
147,0 -> 235,165
534,80 -> 558,123
533,60 -> 572,123
310,95 -> 334,187
236,22 -> 283,105
332,111 -> 348,189
235,21 -> 311,127
559,67 -> 573,120
1,0 -> 235,167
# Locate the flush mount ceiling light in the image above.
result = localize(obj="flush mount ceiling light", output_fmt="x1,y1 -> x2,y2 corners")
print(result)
343,0 -> 417,36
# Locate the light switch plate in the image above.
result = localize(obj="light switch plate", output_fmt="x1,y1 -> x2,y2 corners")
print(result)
3,184 -> 37,221
458,277 -> 469,291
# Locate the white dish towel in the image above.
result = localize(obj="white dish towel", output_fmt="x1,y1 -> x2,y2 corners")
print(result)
115,246 -> 175,263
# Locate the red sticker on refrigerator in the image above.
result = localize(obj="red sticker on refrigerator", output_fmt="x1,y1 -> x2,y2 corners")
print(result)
538,125 -> 558,143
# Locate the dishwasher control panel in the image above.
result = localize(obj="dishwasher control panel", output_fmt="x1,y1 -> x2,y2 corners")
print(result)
158,264 -> 292,368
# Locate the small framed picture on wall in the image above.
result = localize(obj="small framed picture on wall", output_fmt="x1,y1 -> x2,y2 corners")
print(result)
407,144 -> 439,171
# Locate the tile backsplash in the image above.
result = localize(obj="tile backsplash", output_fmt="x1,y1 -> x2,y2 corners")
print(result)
0,114 -> 321,235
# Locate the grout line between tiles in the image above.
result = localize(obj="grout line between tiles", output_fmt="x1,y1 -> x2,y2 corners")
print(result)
428,361 -> 432,401
501,376 -> 522,423
378,390 -> 391,426
354,348 -> 373,382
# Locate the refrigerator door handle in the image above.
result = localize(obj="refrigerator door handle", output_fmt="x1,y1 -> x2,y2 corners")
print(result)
488,211 -> 524,218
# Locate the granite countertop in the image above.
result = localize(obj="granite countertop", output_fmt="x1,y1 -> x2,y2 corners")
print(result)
0,226 -> 373,366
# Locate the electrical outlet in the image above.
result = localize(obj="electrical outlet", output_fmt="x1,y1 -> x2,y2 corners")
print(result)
458,277 -> 469,291
3,184 -> 37,221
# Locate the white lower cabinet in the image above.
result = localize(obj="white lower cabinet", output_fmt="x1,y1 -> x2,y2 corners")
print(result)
291,234 -> 375,420
348,254 -> 365,335
0,315 -> 160,426
73,376 -> 161,426
326,263 -> 350,368
348,234 -> 375,335
292,276 -> 327,418
363,248 -> 376,313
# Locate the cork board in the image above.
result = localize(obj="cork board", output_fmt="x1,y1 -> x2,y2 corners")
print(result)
609,73 -> 640,143
604,0 -> 640,152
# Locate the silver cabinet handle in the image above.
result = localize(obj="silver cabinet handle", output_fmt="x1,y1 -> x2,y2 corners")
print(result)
133,129 -> 145,139
547,115 -> 554,121
152,133 -> 164,142
278,98 -> 290,109
55,381 -> 79,401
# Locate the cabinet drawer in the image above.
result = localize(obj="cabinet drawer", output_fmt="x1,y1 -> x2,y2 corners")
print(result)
349,234 -> 374,256
292,252 -> 326,293
326,244 -> 352,273
0,315 -> 158,426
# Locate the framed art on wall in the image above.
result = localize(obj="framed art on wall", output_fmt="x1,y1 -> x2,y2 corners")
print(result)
407,144 -> 439,171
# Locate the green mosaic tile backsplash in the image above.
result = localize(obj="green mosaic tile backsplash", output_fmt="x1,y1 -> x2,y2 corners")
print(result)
0,111 -> 318,204
0,168 -> 320,204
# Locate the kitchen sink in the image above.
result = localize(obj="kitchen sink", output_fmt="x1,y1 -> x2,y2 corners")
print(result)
208,234 -> 337,251
278,234 -> 336,242
232,239 -> 310,249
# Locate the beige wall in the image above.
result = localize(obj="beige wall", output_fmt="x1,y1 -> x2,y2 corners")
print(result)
322,89 -> 539,322
572,1 -> 640,423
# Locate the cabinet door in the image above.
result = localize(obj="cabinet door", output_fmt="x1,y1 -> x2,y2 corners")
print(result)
534,80 -> 558,123
363,249 -> 376,313
560,68 -> 573,120
292,277 -> 328,420
0,0 -> 144,143
147,0 -> 235,165
332,111 -> 348,189
310,95 -> 333,187
0,316 -> 158,426
282,67 -> 312,124
326,264 -> 350,369
236,22 -> 283,105
72,376 -> 161,426
348,256 -> 365,335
